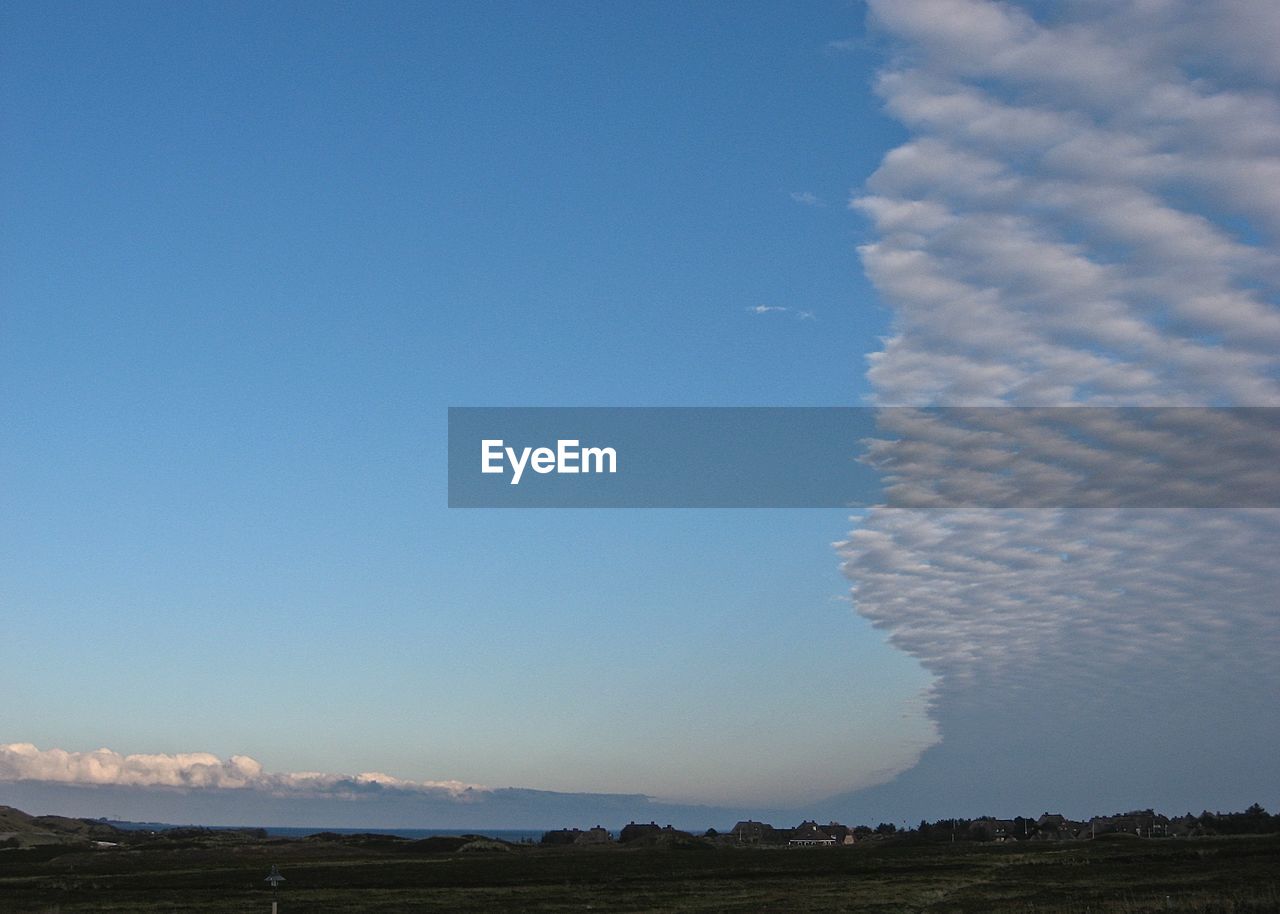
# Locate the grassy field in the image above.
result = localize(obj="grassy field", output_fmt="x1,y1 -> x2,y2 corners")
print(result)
1,832 -> 1277,913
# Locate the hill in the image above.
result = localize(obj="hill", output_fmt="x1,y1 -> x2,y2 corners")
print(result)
0,805 -> 125,848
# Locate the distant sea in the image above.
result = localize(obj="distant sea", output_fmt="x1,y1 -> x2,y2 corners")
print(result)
264,826 -> 547,842
104,821 -> 547,842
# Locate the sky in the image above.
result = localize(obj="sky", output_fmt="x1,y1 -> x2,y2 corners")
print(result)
2,0 -> 1278,830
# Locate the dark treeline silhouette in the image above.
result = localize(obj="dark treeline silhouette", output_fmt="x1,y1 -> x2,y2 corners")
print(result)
530,804 -> 1280,849
901,803 -> 1280,844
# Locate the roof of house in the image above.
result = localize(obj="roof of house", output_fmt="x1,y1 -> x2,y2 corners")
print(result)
789,821 -> 834,842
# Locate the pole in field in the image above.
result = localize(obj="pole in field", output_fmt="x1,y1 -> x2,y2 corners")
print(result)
265,864 -> 285,913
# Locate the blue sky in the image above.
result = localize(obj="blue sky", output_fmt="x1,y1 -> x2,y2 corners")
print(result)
4,0 -> 1279,829
1,0 -> 937,816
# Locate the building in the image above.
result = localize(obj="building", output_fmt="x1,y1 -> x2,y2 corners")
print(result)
729,820 -> 776,846
576,826 -> 613,845
1089,811 -> 1170,838
788,821 -> 836,846
822,822 -> 858,846
619,821 -> 663,843
969,818 -> 1018,842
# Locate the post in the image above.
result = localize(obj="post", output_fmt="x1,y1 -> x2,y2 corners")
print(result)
265,864 -> 285,911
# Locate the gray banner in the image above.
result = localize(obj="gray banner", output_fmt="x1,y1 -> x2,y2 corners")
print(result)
447,407 -> 1280,508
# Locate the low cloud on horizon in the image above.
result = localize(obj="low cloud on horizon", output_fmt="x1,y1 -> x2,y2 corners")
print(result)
0,743 -> 482,801
0,742 -> 768,830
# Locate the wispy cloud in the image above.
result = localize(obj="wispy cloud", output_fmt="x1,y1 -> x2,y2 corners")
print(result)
824,38 -> 864,54
747,305 -> 817,320
790,191 -> 826,207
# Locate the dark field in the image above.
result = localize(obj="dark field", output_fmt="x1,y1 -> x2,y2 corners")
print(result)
2,833 -> 1278,913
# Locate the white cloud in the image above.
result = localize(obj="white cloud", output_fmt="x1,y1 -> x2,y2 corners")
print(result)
861,407 -> 1280,508
0,743 -> 485,800
857,0 -> 1280,407
841,0 -> 1280,807
839,509 -> 1280,701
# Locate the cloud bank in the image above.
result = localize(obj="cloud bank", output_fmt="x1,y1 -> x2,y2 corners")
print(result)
857,0 -> 1280,406
864,407 -> 1280,507
0,743 -> 481,799
836,0 -> 1280,819
0,743 -> 754,830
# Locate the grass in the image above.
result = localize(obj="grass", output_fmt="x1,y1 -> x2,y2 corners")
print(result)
1,833 -> 1277,913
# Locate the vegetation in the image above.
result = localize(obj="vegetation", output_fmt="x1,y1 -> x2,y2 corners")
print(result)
3,804 -> 1279,912
0,827 -> 1276,912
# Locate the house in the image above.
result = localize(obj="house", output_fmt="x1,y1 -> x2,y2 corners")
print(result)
822,822 -> 858,846
575,826 -> 613,845
540,828 -> 582,845
541,825 -> 619,845
619,821 -> 663,843
1168,815 -> 1203,838
970,818 -> 1018,842
788,821 -> 836,846
729,820 -> 776,846
1033,813 -> 1085,840
1089,811 -> 1170,838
